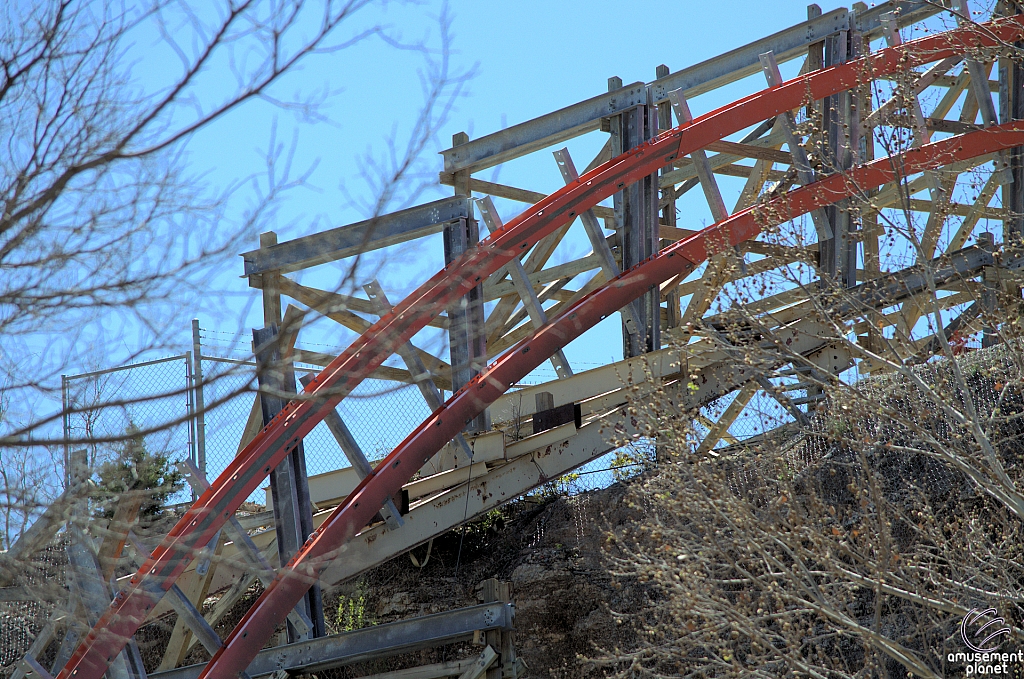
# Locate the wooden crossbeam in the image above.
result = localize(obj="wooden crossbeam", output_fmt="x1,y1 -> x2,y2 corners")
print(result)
659,128 -> 788,188
156,537 -> 222,670
487,272 -> 607,356
946,173 -> 1004,253
704,139 -> 792,164
277,276 -> 449,332
694,414 -> 740,451
862,56 -> 962,130
478,198 -> 573,378
483,254 -> 601,302
277,277 -> 451,377
478,137 -> 613,345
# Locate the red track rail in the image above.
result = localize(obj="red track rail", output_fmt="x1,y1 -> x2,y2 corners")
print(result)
204,121 -> 1024,678
57,16 -> 1024,679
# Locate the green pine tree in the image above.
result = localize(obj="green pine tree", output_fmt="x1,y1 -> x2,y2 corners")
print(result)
93,425 -> 185,525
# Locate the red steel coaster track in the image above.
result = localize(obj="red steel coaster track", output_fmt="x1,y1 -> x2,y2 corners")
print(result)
57,15 -> 1024,679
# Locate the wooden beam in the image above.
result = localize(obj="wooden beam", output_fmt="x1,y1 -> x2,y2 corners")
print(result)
156,533 -> 225,670
946,173 -> 1004,253
277,276 -> 449,331
292,349 -> 453,392
242,197 -> 470,275
460,178 -> 615,221
695,382 -> 758,455
277,277 -> 451,379
483,254 -> 601,302
704,139 -> 791,164
659,128 -> 788,188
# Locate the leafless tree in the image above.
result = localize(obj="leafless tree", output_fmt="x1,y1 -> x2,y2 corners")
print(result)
0,0 -> 469,563
584,29 -> 1024,677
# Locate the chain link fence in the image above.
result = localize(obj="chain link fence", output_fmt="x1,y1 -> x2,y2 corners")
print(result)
58,323 -> 668,511
197,346 -> 436,503
62,355 -> 196,506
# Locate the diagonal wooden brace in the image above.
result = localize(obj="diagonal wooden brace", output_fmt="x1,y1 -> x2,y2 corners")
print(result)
362,280 -> 478,465
125,532 -> 224,656
475,196 -> 573,379
667,88 -> 746,274
296,372 -> 405,529
759,51 -> 834,241
176,461 -> 315,636
551,147 -> 643,335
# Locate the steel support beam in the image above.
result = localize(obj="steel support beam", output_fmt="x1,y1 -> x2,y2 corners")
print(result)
1000,4 -> 1024,247
149,603 -> 513,679
439,3 -> 945,175
67,525 -> 143,679
447,133 -> 489,432
609,78 -> 659,356
252,325 -> 323,641
125,533 -> 224,657
819,23 -> 859,287
242,197 -> 471,275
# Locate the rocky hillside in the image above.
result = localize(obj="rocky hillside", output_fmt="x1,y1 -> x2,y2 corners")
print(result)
317,483 -> 650,678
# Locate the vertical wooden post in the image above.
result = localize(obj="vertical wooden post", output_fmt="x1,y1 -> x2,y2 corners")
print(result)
254,231 -> 325,641
446,132 -> 489,432
480,579 -> 516,679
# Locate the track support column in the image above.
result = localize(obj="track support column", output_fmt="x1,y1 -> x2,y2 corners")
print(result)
609,78 -> 660,357
656,64 -> 681,331
820,23 -> 859,288
447,132 -> 489,432
1000,3 -> 1024,254
254,231 -> 325,643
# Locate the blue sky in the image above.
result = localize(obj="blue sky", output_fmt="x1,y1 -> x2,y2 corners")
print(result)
43,0 -> 1001,492
165,0 -> 847,367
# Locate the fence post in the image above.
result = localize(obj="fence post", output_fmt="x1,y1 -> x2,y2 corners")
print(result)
61,375 -> 70,487
185,349 -> 195,501
191,319 -> 207,477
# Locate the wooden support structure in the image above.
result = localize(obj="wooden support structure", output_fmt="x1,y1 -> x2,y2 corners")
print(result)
478,580 -> 517,679
254,231 -> 325,642
447,133 -> 489,432
42,7 -> 1024,679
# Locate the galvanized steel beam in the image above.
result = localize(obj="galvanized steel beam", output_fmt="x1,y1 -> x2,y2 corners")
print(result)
242,197 -> 471,275
149,603 -> 513,679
